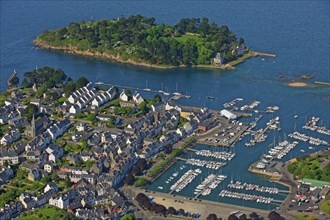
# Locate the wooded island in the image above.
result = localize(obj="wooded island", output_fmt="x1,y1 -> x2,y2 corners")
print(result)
34,15 -> 251,69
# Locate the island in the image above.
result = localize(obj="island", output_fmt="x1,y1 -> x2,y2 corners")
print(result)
34,15 -> 268,69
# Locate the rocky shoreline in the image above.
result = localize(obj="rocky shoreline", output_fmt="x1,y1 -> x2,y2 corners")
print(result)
33,38 -> 262,70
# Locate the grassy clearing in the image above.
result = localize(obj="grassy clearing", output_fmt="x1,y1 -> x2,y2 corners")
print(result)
17,206 -> 76,220
175,33 -> 201,44
320,192 -> 330,214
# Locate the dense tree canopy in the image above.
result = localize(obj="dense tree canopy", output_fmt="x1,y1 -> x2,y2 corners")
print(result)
38,15 -> 246,66
288,155 -> 330,181
22,66 -> 67,88
76,76 -> 89,89
268,211 -> 281,220
207,213 -> 217,220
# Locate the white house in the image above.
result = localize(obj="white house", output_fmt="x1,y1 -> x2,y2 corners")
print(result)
133,92 -> 144,105
76,122 -> 87,132
49,195 -> 69,209
67,82 -> 97,114
91,87 -> 117,108
119,91 -> 129,101
47,119 -> 71,140
69,105 -> 81,114
183,122 -> 193,134
44,181 -> 58,193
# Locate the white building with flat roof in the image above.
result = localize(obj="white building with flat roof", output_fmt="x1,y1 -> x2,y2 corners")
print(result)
220,109 -> 237,120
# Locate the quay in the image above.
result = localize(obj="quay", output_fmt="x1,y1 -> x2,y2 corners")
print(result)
248,164 -> 282,182
314,81 -> 330,86
254,51 -> 277,58
253,118 -> 277,142
177,157 -> 188,162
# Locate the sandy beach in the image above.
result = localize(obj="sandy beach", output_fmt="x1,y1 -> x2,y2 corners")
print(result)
287,81 -> 309,87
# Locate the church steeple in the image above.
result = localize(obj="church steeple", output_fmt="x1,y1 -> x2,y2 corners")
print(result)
31,114 -> 36,138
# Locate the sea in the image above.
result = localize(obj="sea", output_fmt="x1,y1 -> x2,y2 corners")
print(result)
1,0 -> 329,211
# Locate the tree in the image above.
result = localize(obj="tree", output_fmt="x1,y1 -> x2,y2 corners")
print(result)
8,75 -> 19,87
136,193 -> 151,208
154,204 -> 167,215
41,175 -> 51,184
52,173 -> 60,182
121,214 -> 135,220
24,104 -> 38,120
76,77 -> 89,89
80,139 -> 88,150
207,213 -> 217,220
138,101 -> 147,111
86,113 -> 97,124
239,214 -> 247,220
16,168 -> 27,180
268,211 -> 281,220
63,81 -> 76,97
228,214 -> 239,220
134,177 -> 148,187
3,160 -> 9,167
178,209 -> 185,215
124,173 -> 135,185
136,158 -> 148,171
167,207 -> 176,215
249,212 -> 259,220
39,16 -> 244,67
153,94 -> 162,103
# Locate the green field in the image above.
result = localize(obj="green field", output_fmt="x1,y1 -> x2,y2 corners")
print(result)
175,33 -> 201,44
288,154 -> 330,182
320,192 -> 330,215
17,206 -> 76,220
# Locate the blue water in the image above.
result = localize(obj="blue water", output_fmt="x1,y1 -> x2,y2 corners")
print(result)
1,0 -> 329,211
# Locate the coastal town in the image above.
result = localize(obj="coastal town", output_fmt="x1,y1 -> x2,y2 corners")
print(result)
0,66 -> 329,220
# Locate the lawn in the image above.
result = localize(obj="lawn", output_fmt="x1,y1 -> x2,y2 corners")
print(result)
320,192 -> 330,215
0,168 -> 47,208
175,33 -> 201,44
17,206 -> 76,220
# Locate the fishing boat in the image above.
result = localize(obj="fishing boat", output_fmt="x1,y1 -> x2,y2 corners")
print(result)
207,96 -> 217,100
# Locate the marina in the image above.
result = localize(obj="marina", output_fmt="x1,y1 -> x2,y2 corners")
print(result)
227,181 -> 280,194
303,117 -> 330,136
194,174 -> 227,198
183,158 -> 227,170
288,131 -> 329,146
240,100 -> 260,111
194,149 -> 235,161
262,140 -> 299,161
219,190 -> 283,204
245,117 -> 280,147
169,168 -> 202,193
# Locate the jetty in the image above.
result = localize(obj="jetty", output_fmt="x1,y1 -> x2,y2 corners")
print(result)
315,81 -> 330,86
254,52 -> 277,58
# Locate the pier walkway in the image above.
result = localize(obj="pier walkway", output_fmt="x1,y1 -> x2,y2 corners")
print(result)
177,157 -> 188,162
186,148 -> 198,152
253,118 -> 276,142
193,178 -> 221,199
